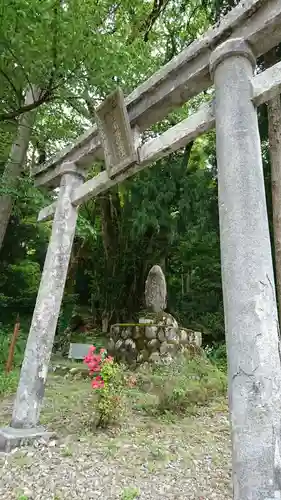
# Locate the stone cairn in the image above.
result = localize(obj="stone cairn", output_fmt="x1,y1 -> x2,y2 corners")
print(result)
107,265 -> 202,365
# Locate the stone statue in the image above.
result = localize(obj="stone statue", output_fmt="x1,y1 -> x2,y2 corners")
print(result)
145,265 -> 167,313
108,263 -> 202,366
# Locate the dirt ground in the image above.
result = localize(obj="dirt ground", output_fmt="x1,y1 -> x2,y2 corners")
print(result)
0,371 -> 232,500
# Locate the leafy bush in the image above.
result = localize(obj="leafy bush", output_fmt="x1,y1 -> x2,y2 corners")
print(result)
136,353 -> 226,416
0,369 -> 19,396
205,343 -> 227,371
0,325 -> 26,369
0,260 -> 41,311
84,346 -> 126,428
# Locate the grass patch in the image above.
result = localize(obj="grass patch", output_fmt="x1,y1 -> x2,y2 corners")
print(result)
0,352 -> 226,437
40,374 -> 93,434
9,450 -> 33,468
39,353 -> 227,434
121,487 -> 140,500
60,445 -> 73,457
134,353 -> 226,416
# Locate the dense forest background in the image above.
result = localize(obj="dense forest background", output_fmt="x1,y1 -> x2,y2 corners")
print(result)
0,0 -> 276,366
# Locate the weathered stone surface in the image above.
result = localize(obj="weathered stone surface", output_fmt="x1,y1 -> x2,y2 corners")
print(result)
149,352 -> 161,363
11,171 -> 84,429
139,317 -> 154,325
115,339 -> 123,350
125,338 -> 136,349
137,353 -> 144,363
132,326 -> 142,339
110,289 -> 201,365
147,339 -> 160,352
68,343 -> 92,360
160,341 -> 171,354
135,336 -> 146,351
121,327 -> 131,340
179,329 -> 188,344
50,365 -> 69,376
145,326 -> 158,340
186,330 -> 202,347
194,331 -> 202,347
161,353 -> 173,365
124,338 -> 132,347
111,325 -> 120,338
107,337 -> 115,352
0,427 -> 55,453
124,339 -> 137,363
68,366 -> 89,379
210,37 -> 281,498
109,319 -> 202,365
165,327 -> 179,344
158,328 -> 166,342
157,312 -> 178,328
95,88 -> 138,178
145,265 -> 167,313
140,349 -> 149,362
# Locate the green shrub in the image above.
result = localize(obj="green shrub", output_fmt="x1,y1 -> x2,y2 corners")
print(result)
0,369 -> 19,396
95,360 -> 126,428
0,260 -> 41,310
205,343 -> 227,371
0,325 -> 26,369
137,353 -> 226,416
84,346 -> 126,428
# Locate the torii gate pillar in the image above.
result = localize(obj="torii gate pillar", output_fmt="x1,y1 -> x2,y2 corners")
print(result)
10,166 -> 84,432
210,38 -> 281,499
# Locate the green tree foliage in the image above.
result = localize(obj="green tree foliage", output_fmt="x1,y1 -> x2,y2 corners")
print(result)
68,132 -> 223,341
0,0 -> 274,361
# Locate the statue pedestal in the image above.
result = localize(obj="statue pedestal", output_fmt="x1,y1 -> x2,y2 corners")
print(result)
0,426 -> 55,453
107,312 -> 202,366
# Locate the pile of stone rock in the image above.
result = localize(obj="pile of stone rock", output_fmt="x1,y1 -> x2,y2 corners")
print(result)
107,265 -> 202,365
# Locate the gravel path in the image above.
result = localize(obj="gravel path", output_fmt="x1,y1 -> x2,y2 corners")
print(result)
0,408 -> 232,500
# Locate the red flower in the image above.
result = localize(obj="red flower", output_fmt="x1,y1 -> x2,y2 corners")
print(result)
84,346 -> 97,364
91,375 -> 105,389
88,364 -> 99,374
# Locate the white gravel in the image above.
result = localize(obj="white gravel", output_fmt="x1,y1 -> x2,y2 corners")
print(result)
0,409 -> 232,500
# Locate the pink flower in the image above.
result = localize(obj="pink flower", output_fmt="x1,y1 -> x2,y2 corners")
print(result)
100,348 -> 106,354
88,362 -> 99,373
84,346 -> 97,364
91,375 -> 105,389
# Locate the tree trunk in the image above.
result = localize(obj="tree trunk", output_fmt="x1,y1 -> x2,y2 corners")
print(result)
0,86 -> 40,251
268,95 -> 281,322
265,48 -> 281,324
85,94 -> 121,331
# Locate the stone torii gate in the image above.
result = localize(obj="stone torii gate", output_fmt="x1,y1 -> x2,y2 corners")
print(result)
2,0 -> 281,497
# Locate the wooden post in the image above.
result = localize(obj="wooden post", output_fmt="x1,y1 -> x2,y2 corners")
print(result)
6,315 -> 20,373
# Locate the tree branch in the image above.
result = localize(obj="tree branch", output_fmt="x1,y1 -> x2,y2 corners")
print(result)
143,0 -> 171,42
0,92 -> 54,121
0,68 -> 22,104
67,95 -> 92,121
